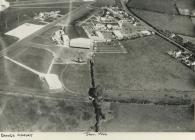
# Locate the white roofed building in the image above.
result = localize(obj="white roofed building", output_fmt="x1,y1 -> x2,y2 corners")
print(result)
63,25 -> 93,49
70,38 -> 92,49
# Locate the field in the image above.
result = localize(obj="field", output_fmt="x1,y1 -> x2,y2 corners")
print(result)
0,6 -> 73,50
0,93 -> 193,131
101,103 -> 194,132
32,25 -> 88,46
32,26 -> 61,45
91,0 -> 115,7
0,2 -> 94,94
1,40 -> 91,94
94,35 -> 195,102
127,0 -> 178,14
0,94 -> 95,131
179,34 -> 195,44
0,34 -> 18,51
0,8 -> 70,32
7,0 -> 84,3
0,49 -> 91,95
61,64 -> 91,95
0,43 -> 52,91
0,0 -> 195,132
130,9 -> 195,37
0,57 -> 43,91
176,0 -> 195,11
13,47 -> 54,73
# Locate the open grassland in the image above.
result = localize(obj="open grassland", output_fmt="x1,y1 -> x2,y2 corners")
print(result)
0,34 -> 18,51
0,8 -> 70,33
130,9 -> 195,37
176,0 -> 195,11
0,93 -> 193,131
101,103 -> 194,132
12,46 -> 54,73
0,94 -> 95,131
127,0 -> 178,14
61,64 -> 91,95
31,26 -> 61,45
94,35 -> 195,101
0,7 -> 72,49
7,0 -> 84,3
0,58 -> 43,90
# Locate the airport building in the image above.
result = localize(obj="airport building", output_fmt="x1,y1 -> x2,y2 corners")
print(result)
64,25 -> 92,49
70,38 -> 92,49
51,26 -> 93,49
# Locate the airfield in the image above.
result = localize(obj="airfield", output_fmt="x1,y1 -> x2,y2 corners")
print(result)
0,0 -> 195,131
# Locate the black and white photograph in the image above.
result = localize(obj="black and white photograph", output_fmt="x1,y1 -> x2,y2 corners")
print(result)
0,0 -> 195,133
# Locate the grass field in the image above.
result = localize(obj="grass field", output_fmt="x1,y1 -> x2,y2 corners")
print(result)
12,47 -> 54,73
102,103 -> 194,132
0,94 -> 95,131
179,34 -> 195,44
0,0 -> 194,132
94,35 -> 195,100
0,93 -> 193,131
61,64 -> 91,95
0,34 -> 18,51
130,9 -> 195,37
0,49 -> 91,94
7,0 -> 84,3
0,6 -> 72,49
32,25 -> 88,46
127,0 -> 178,14
0,58 -> 43,90
176,0 -> 195,11
0,8 -> 70,32
31,25 -> 91,65
91,0 -> 115,7
31,26 -> 61,45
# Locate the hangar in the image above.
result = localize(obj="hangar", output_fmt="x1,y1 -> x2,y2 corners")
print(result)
70,38 -> 92,49
64,25 -> 93,49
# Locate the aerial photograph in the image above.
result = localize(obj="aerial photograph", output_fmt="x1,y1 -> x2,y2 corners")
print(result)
0,0 -> 195,132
